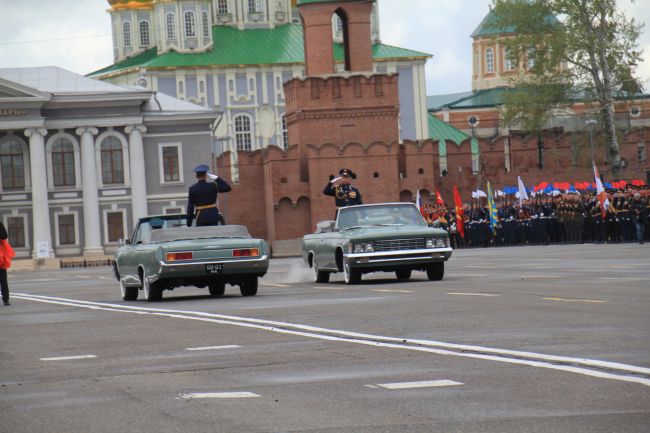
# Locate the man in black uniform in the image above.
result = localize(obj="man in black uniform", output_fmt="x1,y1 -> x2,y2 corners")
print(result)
323,168 -> 363,209
187,164 -> 231,227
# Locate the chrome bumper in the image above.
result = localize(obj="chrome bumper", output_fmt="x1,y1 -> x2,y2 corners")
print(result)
153,255 -> 269,281
344,248 -> 452,265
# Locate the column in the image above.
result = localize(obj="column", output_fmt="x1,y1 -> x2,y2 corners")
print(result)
25,128 -> 53,258
76,127 -> 103,256
125,125 -> 148,225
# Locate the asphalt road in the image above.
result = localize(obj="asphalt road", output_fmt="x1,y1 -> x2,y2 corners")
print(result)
1,244 -> 649,433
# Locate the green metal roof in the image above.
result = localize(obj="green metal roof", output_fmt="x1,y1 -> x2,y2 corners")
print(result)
89,23 -> 430,77
428,114 -> 469,146
426,91 -> 474,111
471,6 -> 559,38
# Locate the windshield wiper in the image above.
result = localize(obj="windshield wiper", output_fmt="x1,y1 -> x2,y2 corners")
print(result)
340,225 -> 369,231
375,223 -> 404,226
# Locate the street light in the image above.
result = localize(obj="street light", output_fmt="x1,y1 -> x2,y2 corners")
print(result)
585,118 -> 598,164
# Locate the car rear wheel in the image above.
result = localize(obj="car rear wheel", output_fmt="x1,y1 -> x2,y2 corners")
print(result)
120,279 -> 138,301
240,277 -> 258,297
395,269 -> 412,280
143,275 -> 162,302
426,262 -> 444,281
311,259 -> 330,283
343,262 -> 361,285
208,281 -> 226,297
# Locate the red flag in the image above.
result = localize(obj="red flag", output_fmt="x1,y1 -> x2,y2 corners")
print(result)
453,185 -> 465,239
435,189 -> 445,206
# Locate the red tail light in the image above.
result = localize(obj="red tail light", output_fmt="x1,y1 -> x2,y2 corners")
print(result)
232,248 -> 260,257
166,252 -> 193,261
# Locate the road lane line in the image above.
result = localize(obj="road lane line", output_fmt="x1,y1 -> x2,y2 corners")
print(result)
463,266 -> 494,269
40,355 -> 97,361
446,292 -> 501,297
185,345 -> 241,351
261,283 -> 291,288
314,286 -> 346,290
179,392 -> 259,400
372,289 -> 414,293
14,293 -> 650,387
376,380 -> 463,390
543,298 -> 607,304
599,277 -> 646,281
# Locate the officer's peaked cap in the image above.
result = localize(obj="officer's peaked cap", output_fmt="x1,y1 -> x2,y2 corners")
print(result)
339,168 -> 357,179
194,164 -> 210,173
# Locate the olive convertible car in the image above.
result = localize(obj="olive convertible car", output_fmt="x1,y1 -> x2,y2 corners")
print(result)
113,214 -> 269,301
302,203 -> 452,284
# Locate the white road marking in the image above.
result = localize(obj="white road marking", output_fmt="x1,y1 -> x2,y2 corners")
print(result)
446,292 -> 501,297
376,380 -> 463,390
372,289 -> 414,293
463,266 -> 494,269
40,355 -> 97,361
179,392 -> 259,399
599,277 -> 646,281
608,266 -> 635,269
261,283 -> 290,288
185,345 -> 241,351
76,276 -> 92,279
14,293 -> 650,388
314,286 -> 346,290
448,274 -> 488,277
543,298 -> 606,304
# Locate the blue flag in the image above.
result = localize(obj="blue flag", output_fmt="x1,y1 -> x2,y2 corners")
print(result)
487,181 -> 498,234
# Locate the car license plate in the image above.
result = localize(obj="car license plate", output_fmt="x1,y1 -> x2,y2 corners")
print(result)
205,263 -> 224,274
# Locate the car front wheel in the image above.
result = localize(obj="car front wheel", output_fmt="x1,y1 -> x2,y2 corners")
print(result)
426,262 -> 444,281
395,269 -> 412,280
343,262 -> 361,285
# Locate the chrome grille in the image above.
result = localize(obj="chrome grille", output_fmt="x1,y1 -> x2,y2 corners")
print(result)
373,238 -> 426,252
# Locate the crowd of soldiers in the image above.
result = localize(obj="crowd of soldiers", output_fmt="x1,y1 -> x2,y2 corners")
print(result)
422,188 -> 650,249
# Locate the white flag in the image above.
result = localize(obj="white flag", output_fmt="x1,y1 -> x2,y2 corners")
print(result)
517,176 -> 529,205
415,189 -> 422,211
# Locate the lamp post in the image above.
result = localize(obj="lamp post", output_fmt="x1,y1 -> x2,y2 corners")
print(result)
585,118 -> 598,164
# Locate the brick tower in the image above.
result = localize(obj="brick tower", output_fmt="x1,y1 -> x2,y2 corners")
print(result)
284,0 -> 400,181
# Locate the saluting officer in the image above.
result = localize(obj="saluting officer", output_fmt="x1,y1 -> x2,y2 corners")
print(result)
187,164 -> 231,227
323,168 -> 363,208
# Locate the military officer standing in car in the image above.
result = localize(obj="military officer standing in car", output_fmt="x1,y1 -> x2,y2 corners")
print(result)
324,168 -> 363,209
187,164 -> 231,227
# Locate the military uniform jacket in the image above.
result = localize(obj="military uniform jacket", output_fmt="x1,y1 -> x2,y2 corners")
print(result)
323,182 -> 363,207
187,178 -> 231,226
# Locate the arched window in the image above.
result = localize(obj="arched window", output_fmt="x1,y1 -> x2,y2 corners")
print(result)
281,115 -> 288,150
122,21 -> 131,47
334,9 -> 350,71
166,13 -> 176,39
217,0 -> 229,15
527,47 -> 537,70
0,136 -> 25,189
485,47 -> 495,73
234,114 -> 253,151
184,11 -> 196,37
202,11 -> 210,38
504,47 -> 515,71
139,20 -> 150,47
51,138 -> 75,187
100,136 -> 124,184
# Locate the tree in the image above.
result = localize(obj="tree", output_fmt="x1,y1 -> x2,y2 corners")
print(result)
490,0 -> 644,178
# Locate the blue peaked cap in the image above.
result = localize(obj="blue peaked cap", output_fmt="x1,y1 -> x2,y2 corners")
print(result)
194,164 -> 210,173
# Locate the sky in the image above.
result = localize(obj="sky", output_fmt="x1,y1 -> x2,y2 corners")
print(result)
1,0 -> 649,96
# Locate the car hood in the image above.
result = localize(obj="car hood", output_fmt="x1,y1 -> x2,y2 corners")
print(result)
340,225 -> 447,242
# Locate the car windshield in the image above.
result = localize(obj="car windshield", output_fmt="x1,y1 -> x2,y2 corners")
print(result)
337,204 -> 426,229
132,214 -> 186,244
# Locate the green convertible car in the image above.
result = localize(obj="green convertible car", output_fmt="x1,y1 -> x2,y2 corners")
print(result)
302,203 -> 452,284
113,214 -> 269,301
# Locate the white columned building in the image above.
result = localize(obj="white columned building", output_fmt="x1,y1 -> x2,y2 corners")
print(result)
25,127 -> 54,258
76,127 -> 104,256
126,124 -> 148,225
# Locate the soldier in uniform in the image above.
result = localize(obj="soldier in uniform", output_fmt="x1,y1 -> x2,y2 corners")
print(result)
323,168 -> 363,209
187,164 -> 232,227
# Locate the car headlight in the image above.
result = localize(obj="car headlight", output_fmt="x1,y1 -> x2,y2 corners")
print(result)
436,238 -> 447,248
426,239 -> 435,248
353,243 -> 374,253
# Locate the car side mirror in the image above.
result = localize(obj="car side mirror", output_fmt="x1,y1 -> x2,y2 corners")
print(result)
428,221 -> 441,228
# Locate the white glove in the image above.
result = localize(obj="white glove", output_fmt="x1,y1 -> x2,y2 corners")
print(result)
330,176 -> 342,184
208,173 -> 218,180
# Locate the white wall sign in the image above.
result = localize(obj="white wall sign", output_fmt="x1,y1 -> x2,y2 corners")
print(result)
36,241 -> 50,258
